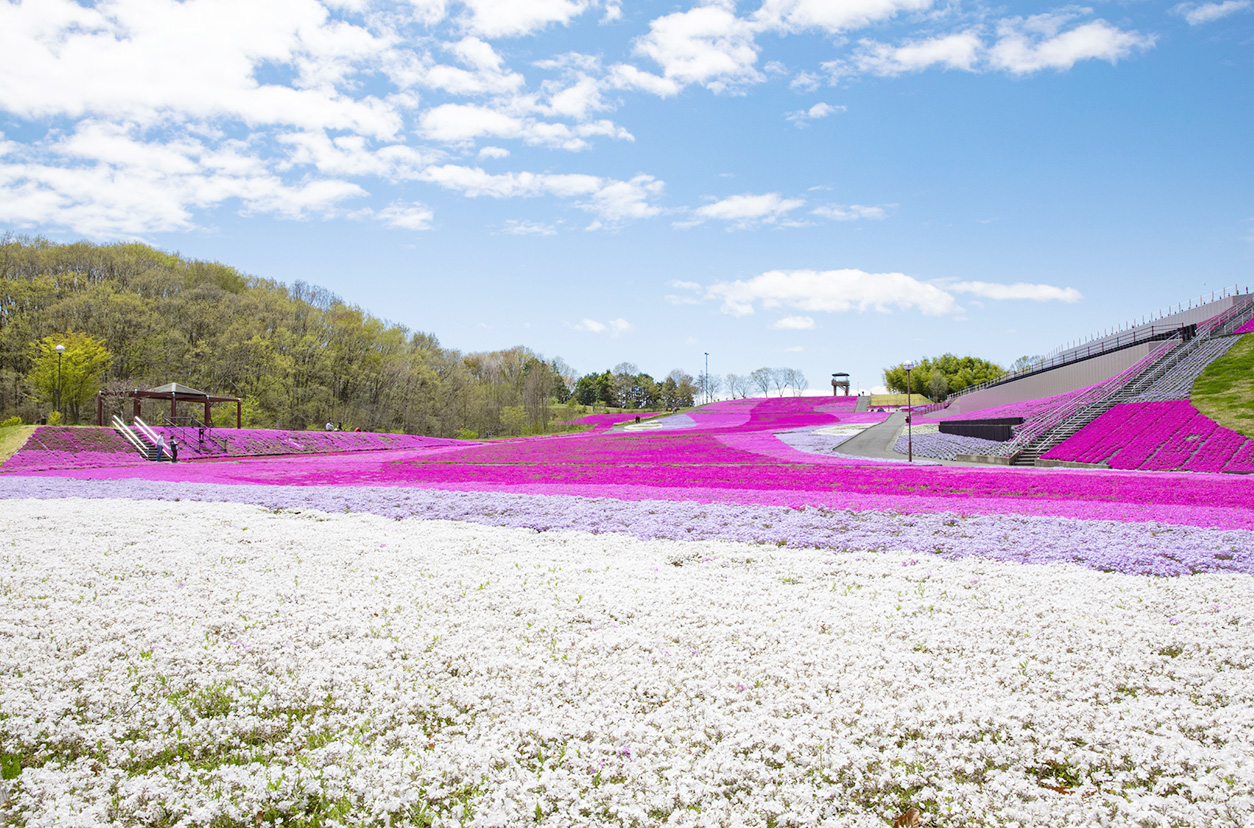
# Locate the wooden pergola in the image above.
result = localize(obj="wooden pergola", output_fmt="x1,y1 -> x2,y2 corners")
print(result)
97,382 -> 241,428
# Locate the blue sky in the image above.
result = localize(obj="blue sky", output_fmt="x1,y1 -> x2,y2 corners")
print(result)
2,0 -> 1251,394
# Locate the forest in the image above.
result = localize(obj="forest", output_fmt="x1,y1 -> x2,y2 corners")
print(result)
0,236 -> 705,437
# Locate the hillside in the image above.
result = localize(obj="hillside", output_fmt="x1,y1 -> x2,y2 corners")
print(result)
1,235 -> 569,438
1192,333 -> 1254,438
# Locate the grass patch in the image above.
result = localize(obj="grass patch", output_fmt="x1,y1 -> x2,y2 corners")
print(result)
1192,333 -> 1254,437
869,394 -> 934,408
0,424 -> 37,466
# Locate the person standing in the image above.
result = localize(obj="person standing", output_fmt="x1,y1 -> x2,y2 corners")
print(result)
170,439 -> 179,463
155,434 -> 165,460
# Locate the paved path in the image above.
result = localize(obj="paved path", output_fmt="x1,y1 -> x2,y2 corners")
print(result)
834,411 -> 911,460
833,412 -> 978,467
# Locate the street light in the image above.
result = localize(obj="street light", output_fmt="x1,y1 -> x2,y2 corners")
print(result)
903,360 -> 913,463
55,344 -> 65,422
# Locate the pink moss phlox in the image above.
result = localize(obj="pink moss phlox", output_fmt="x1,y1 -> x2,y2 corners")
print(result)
1043,401 -> 1254,474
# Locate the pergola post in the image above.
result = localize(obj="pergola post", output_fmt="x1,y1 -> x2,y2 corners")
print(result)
236,400 -> 242,429
97,392 -> 104,427
204,398 -> 212,426
133,391 -> 140,422
171,391 -> 177,422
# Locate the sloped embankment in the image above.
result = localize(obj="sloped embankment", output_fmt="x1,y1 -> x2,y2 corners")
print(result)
1,425 -> 474,472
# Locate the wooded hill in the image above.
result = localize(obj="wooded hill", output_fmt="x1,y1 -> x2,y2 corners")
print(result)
1,235 -> 601,437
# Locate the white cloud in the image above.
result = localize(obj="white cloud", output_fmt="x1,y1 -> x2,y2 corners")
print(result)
665,280 -> 703,305
0,122 -> 365,237
847,31 -> 983,76
376,201 -> 434,230
540,75 -> 608,119
753,0 -> 933,34
501,219 -> 558,235
391,37 -> 525,96
785,102 -> 844,125
418,164 -> 661,224
478,145 -> 510,159
419,103 -> 631,150
278,131 -> 431,179
574,318 -> 606,333
812,204 -> 888,221
828,15 -> 1154,81
705,270 -> 1083,317
686,192 -> 805,228
457,0 -> 596,38
0,0 -> 401,138
1173,1 -> 1252,25
789,71 -> 823,91
950,281 -> 1082,303
605,64 -> 683,98
632,5 -> 762,93
709,269 -> 958,317
772,315 -> 816,330
573,316 -> 631,335
988,17 -> 1156,75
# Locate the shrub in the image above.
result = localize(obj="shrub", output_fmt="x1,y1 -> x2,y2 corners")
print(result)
2,416 -> 20,427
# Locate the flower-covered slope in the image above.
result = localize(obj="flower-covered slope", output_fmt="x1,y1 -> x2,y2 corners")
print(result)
7,397 -> 1254,530
0,424 -> 474,471
0,426 -> 147,473
1042,400 -> 1254,473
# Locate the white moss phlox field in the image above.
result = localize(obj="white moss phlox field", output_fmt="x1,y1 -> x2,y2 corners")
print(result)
2,498 -> 1253,827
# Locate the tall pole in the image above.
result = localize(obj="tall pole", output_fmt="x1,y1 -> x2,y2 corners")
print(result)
904,360 -> 913,463
704,352 -> 709,405
55,344 -> 65,421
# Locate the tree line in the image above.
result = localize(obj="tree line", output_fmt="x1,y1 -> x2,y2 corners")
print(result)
0,236 -> 702,437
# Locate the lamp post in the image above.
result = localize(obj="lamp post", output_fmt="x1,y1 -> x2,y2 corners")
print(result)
903,360 -> 913,463
55,344 -> 65,421
704,352 -> 709,405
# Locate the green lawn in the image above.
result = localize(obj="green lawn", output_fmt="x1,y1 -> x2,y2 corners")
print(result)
869,393 -> 933,407
1192,333 -> 1254,437
0,425 -> 36,465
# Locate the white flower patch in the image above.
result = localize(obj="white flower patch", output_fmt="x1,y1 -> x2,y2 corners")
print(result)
2,498 -> 1252,827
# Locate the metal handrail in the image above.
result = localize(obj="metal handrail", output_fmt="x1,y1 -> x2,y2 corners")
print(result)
111,415 -> 149,457
132,416 -> 161,447
1000,337 -> 1180,455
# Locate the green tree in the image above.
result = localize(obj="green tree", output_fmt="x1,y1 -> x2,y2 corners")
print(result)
27,332 -> 112,423
883,354 -> 1004,400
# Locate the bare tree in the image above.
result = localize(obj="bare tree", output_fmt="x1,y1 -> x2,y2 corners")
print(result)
771,368 -> 789,397
725,373 -> 749,399
785,368 -> 808,396
750,367 -> 772,397
696,371 -> 723,402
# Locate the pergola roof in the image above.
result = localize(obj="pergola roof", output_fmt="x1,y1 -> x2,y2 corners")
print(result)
147,382 -> 209,397
97,382 -> 242,427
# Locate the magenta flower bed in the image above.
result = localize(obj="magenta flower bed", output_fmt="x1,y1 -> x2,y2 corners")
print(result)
1,425 -> 473,472
7,397 -> 1254,531
557,411 -> 664,429
152,427 -> 469,461
0,427 -> 147,473
1232,318 -> 1254,335
1043,401 -> 1254,474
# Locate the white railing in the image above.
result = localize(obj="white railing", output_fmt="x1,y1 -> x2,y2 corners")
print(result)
132,416 -> 161,448
994,337 -> 1181,457
111,415 -> 150,457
